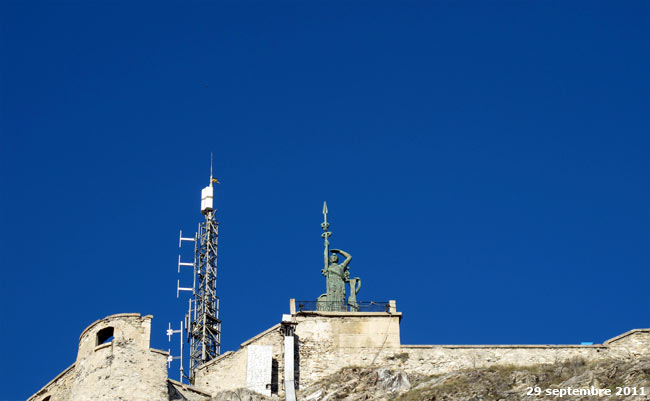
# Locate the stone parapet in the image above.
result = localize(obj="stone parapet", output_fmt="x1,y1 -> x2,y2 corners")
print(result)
77,313 -> 152,359
387,345 -> 609,377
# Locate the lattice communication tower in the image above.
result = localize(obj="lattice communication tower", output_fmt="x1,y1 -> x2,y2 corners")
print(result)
177,169 -> 222,383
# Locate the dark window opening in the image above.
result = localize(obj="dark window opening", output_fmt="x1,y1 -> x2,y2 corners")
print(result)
96,327 -> 114,345
271,358 -> 279,394
42,397 -> 50,401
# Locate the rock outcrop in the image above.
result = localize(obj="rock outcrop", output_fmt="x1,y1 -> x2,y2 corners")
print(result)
295,357 -> 650,401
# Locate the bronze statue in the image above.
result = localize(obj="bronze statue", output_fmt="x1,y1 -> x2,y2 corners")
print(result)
347,277 -> 361,312
317,202 -> 360,312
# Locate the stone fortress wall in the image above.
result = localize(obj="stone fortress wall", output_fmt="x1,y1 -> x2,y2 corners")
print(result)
194,323 -> 285,396
192,300 -> 650,398
27,306 -> 650,401
27,364 -> 76,401
27,313 -> 210,401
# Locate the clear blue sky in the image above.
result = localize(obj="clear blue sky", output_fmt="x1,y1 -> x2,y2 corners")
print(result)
1,1 -> 648,399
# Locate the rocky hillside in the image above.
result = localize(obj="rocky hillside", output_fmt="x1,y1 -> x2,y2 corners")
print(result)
293,357 -> 650,401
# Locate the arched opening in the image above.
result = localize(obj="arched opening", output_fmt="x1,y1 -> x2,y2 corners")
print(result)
96,327 -> 114,345
42,396 -> 50,401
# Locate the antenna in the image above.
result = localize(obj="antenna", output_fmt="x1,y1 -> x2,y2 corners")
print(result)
173,157 -> 222,384
166,321 -> 184,382
177,230 -> 195,294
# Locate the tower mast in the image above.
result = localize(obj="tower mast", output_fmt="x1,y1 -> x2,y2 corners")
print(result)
187,157 -> 222,382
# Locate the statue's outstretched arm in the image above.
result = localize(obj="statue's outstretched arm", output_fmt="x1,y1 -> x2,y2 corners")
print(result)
333,249 -> 352,268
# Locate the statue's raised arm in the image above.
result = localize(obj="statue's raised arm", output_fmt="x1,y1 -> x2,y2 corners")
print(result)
330,249 -> 352,269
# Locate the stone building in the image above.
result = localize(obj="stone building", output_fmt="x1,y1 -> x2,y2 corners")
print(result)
27,305 -> 650,401
27,313 -> 209,401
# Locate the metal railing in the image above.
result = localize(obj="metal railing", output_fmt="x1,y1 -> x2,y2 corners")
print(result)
295,300 -> 391,313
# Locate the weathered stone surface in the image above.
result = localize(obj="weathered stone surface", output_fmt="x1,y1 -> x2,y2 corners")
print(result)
194,315 -> 649,399
26,311 -> 650,401
27,364 -> 75,401
294,312 -> 402,389
194,350 -> 249,395
247,345 -> 273,396
210,388 -> 278,401
28,313 -> 171,401
168,379 -> 211,401
297,357 -> 650,401
376,368 -> 411,394
392,344 -> 610,377
606,329 -> 650,358
195,324 -> 285,396
69,314 -> 169,401
298,367 -> 413,401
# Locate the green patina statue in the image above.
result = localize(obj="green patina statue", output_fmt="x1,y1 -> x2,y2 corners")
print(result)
317,202 -> 361,312
347,277 -> 361,312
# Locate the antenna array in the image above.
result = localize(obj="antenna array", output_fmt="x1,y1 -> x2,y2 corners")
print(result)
189,203 -> 222,373
171,162 -> 222,383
